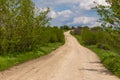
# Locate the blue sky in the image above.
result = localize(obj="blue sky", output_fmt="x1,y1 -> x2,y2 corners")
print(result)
33,0 -> 107,27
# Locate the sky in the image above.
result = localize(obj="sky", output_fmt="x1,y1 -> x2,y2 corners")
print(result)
33,0 -> 107,27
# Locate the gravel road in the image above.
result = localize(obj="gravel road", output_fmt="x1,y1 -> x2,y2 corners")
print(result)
0,31 -> 119,80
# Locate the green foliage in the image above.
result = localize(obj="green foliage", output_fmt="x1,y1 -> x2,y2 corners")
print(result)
0,42 -> 63,71
60,25 -> 70,30
0,0 -> 65,70
73,34 -> 120,78
72,25 -> 120,77
81,28 -> 97,45
53,27 -> 65,42
94,0 -> 120,28
94,0 -> 120,53
0,0 -> 65,55
88,46 -> 120,77
71,26 -> 75,29
73,26 -> 120,54
91,26 -> 103,32
96,43 -> 110,50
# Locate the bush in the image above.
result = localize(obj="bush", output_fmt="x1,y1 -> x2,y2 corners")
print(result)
50,33 -> 58,43
97,43 -> 110,50
102,55 -> 120,77
74,28 -> 81,35
81,28 -> 114,51
81,29 -> 97,45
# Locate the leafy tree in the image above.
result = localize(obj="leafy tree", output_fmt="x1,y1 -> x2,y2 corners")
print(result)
60,25 -> 70,30
94,0 -> 120,29
94,0 -> 120,54
71,26 -> 75,29
0,0 -> 64,55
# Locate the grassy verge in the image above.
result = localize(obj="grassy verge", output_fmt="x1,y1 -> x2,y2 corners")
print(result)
73,34 -> 120,78
0,42 -> 63,71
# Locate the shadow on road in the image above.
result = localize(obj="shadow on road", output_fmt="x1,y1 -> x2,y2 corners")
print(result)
79,61 -> 113,76
79,68 -> 113,76
89,61 -> 101,64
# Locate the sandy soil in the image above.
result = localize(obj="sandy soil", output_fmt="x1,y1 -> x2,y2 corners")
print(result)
0,31 -> 119,80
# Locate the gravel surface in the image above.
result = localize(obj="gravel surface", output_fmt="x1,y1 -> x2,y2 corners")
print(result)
0,31 -> 119,80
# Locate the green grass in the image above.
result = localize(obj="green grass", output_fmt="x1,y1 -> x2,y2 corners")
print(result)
0,42 -> 63,71
73,34 -> 120,78
74,35 -> 84,45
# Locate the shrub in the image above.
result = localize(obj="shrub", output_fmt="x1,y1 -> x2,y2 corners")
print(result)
81,29 -> 97,45
74,28 -> 81,35
97,43 -> 110,50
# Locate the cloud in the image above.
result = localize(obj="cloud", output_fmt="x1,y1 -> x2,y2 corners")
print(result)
58,10 -> 72,18
78,0 -> 108,10
73,16 -> 96,24
79,0 -> 96,10
90,22 -> 101,27
48,10 -> 57,18
48,9 -> 72,19
34,0 -> 107,27
34,0 -> 107,10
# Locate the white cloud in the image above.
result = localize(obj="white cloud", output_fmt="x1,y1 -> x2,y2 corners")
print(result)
79,1 -> 94,10
35,0 -> 108,10
90,22 -> 101,27
35,0 -> 107,10
58,10 -> 72,18
72,16 -> 101,27
34,0 -> 107,26
48,10 -> 57,18
79,0 -> 108,10
48,9 -> 72,19
73,16 -> 96,24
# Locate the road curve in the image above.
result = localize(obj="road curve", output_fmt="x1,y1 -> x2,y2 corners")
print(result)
0,31 -> 119,80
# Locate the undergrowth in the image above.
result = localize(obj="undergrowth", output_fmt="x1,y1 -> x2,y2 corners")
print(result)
0,42 -> 63,71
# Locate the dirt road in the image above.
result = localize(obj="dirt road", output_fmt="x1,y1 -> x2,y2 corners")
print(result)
0,31 -> 119,80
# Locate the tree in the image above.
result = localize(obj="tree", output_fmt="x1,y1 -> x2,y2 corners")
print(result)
60,25 -> 70,30
95,0 -> 120,54
94,0 -> 120,30
71,26 -> 75,29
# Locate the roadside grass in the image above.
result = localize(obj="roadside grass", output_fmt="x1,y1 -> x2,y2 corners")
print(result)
73,34 -> 120,78
0,42 -> 63,71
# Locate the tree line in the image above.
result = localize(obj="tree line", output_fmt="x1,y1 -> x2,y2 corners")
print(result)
0,0 -> 64,55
